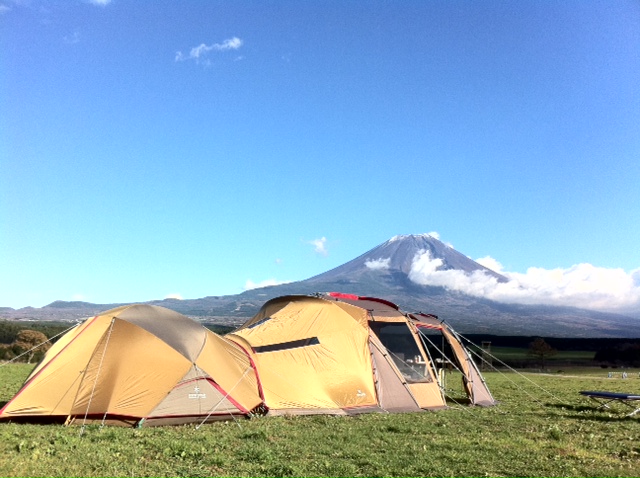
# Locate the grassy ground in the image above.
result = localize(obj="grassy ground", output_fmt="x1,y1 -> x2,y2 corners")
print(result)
1,363 -> 639,477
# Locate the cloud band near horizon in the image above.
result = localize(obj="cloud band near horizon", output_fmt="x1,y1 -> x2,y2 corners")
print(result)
406,250 -> 640,313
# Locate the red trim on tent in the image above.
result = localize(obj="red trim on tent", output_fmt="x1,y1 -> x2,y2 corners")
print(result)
227,339 -> 267,405
414,312 -> 439,320
206,378 -> 248,413
76,413 -> 138,420
140,412 -> 247,421
359,296 -> 400,310
0,315 -> 101,416
414,323 -> 443,330
328,291 -> 360,300
328,292 -> 400,310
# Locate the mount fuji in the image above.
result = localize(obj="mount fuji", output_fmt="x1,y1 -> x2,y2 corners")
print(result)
3,234 -> 639,337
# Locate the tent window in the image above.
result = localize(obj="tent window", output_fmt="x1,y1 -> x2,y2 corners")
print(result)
370,322 -> 432,383
248,316 -> 271,329
253,337 -> 320,353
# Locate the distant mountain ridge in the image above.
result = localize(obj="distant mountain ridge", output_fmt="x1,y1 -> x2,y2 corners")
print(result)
2,234 -> 639,338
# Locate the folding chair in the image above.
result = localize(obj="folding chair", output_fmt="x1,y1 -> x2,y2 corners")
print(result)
579,391 -> 640,417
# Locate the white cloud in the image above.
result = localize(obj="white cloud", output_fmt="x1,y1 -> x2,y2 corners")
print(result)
175,37 -> 243,62
309,237 -> 328,256
165,293 -> 183,300
426,231 -> 440,240
495,265 -> 640,310
0,4 -> 11,14
365,258 -> 391,270
475,256 -> 505,274
408,249 -> 640,312
244,278 -> 290,290
88,0 -> 111,6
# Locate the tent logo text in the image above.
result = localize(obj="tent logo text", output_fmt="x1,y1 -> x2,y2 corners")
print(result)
188,385 -> 206,400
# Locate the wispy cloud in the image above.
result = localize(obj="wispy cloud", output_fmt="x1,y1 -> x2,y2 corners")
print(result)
1,1 -> 109,15
64,31 -> 81,44
165,293 -> 183,300
244,278 -> 290,290
365,258 -> 390,270
175,37 -> 243,63
408,250 -> 640,312
309,237 -> 328,256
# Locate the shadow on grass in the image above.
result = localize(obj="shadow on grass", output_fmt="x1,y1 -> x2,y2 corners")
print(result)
445,397 -> 471,406
547,402 -> 640,422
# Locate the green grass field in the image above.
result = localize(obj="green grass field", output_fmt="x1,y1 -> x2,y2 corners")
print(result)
1,363 -> 639,477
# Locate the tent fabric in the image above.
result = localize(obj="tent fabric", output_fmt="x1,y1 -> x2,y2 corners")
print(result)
228,297 -> 378,413
0,304 -> 262,426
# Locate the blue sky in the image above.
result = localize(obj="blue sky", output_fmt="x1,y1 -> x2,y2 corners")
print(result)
1,0 -> 639,312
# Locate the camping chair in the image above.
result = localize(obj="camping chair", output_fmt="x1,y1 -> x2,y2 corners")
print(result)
579,391 -> 640,417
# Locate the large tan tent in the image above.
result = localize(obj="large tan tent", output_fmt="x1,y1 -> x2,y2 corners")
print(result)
0,304 -> 263,427
226,292 -> 495,416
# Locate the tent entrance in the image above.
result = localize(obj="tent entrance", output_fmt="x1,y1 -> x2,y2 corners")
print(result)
413,317 -> 496,407
369,322 -> 433,384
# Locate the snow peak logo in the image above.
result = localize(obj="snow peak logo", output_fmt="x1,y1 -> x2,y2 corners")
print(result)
188,385 -> 206,399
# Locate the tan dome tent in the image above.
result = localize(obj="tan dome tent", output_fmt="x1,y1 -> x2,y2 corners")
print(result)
0,305 -> 263,427
226,293 -> 495,417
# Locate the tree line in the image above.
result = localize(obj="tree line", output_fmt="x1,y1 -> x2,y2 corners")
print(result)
0,320 -> 71,362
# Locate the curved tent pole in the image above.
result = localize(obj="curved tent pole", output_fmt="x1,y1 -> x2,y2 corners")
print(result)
406,330 -> 481,414
412,312 -> 497,406
443,325 -> 495,403
416,330 -> 483,414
